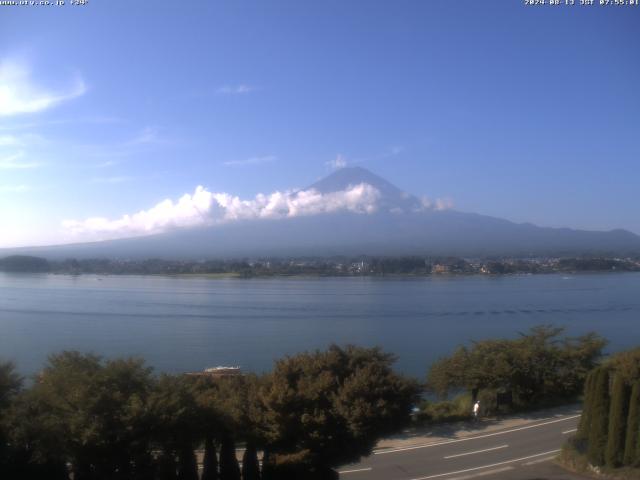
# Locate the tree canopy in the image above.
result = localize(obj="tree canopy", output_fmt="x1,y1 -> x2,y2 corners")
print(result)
259,345 -> 420,472
0,345 -> 419,479
427,326 -> 606,408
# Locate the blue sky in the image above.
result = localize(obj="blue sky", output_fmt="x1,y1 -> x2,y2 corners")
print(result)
0,1 -> 638,247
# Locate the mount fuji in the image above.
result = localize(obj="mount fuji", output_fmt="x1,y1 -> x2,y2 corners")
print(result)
5,167 -> 640,259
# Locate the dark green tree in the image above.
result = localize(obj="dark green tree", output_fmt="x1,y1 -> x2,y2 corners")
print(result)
576,369 -> 596,440
219,435 -> 241,480
623,381 -> 640,467
260,450 -> 275,480
16,352 -> 155,479
131,451 -> 156,480
148,375 -> 203,480
157,452 -> 178,480
427,326 -> 605,409
605,374 -> 630,467
0,361 -> 22,476
587,367 -> 610,466
0,361 -> 21,410
201,436 -> 219,480
1,388 -> 69,479
177,445 -> 199,480
260,345 -> 420,476
242,443 -> 260,480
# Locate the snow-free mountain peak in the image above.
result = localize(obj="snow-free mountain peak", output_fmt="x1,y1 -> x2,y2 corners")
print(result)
309,167 -> 421,211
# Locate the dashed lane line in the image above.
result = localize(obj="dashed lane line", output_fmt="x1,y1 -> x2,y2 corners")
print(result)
446,466 -> 514,480
562,428 -> 578,434
444,444 -> 508,459
408,449 -> 561,480
338,467 -> 373,474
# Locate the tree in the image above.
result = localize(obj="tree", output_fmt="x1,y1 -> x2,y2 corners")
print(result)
605,373 -> 629,467
148,375 -> 203,480
426,326 -> 606,409
177,446 -> 199,480
0,255 -> 50,273
19,352 -> 156,479
157,452 -> 178,480
0,361 -> 22,476
260,450 -> 276,480
608,348 -> 640,385
623,381 -> 640,467
1,389 -> 70,479
587,367 -> 610,466
576,369 -> 596,441
0,361 -> 21,411
242,443 -> 260,480
260,345 -> 420,476
193,373 -> 266,480
219,435 -> 241,480
201,436 -> 219,480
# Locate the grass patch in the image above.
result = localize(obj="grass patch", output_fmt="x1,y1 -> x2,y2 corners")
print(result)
414,393 -> 473,424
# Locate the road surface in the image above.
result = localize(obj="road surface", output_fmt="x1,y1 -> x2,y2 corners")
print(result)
339,413 -> 585,480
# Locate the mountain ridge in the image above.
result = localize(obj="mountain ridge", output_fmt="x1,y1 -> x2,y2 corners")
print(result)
3,167 -> 639,259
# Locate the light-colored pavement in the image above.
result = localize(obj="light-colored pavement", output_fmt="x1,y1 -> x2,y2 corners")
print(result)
339,405 -> 589,480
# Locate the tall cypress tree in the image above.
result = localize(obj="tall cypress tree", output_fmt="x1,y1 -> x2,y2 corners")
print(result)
202,436 -> 219,480
605,374 -> 630,467
577,369 -> 597,440
132,451 -> 156,480
623,381 -> 640,467
219,436 -> 241,480
157,452 -> 178,480
587,367 -> 610,466
242,443 -> 261,480
177,446 -> 199,480
260,450 -> 275,480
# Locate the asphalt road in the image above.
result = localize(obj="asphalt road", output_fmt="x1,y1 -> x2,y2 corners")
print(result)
338,414 -> 583,480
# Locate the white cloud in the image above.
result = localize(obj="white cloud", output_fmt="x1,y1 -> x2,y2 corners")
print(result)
217,84 -> 257,95
0,184 -> 30,193
435,197 -> 454,211
62,183 -> 381,240
0,133 -> 44,147
0,115 -> 123,132
326,154 -> 347,170
0,60 -> 86,116
418,195 -> 454,211
0,135 -> 20,146
0,152 -> 41,169
223,155 -> 276,167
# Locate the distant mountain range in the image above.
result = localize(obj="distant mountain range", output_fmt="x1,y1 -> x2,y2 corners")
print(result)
4,167 -> 640,259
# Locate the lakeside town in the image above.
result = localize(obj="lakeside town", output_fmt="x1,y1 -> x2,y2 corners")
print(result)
1,254 -> 639,276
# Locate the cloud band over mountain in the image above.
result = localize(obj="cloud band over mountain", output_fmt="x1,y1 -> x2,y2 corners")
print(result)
62,183 -> 382,241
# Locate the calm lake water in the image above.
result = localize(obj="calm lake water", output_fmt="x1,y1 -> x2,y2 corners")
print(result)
0,272 -> 638,378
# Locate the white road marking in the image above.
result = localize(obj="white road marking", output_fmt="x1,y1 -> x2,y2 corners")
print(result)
562,428 -> 577,434
338,467 -> 373,474
521,455 -> 556,466
447,466 -> 514,480
408,449 -> 561,480
375,415 -> 580,455
444,444 -> 508,459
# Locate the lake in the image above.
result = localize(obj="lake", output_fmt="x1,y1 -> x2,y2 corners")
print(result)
0,272 -> 638,378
